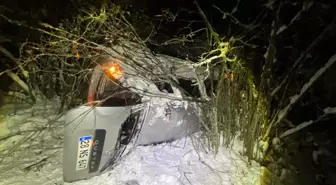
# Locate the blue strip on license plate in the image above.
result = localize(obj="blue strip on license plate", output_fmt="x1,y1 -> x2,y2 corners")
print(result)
79,136 -> 92,142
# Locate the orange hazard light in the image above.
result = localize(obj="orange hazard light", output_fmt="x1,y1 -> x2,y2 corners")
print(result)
105,62 -> 123,80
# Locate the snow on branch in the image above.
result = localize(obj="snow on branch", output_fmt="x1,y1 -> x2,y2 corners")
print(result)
275,53 -> 336,127
280,107 -> 336,139
280,120 -> 313,139
263,53 -> 336,140
324,107 -> 336,114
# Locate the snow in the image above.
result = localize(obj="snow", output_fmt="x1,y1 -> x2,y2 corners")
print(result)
323,107 -> 336,114
276,25 -> 288,35
280,120 -> 313,139
0,96 -> 263,185
0,96 -> 64,185
147,97 -> 186,126
67,135 -> 262,185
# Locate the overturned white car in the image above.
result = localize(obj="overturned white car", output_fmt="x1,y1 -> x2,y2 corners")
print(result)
63,43 -> 213,182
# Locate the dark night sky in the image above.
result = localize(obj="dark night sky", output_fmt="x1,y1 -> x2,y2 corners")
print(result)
0,0 -> 262,38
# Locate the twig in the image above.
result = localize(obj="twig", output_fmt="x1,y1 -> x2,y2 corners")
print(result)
22,157 -> 49,171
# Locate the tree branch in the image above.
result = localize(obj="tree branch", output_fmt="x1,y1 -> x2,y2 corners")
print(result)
271,18 -> 336,96
194,0 -> 220,44
265,53 -> 336,139
280,107 -> 336,139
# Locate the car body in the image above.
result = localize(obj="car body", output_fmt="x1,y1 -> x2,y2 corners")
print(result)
63,45 -> 209,182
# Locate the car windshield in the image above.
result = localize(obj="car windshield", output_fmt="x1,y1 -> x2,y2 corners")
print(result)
96,76 -> 141,107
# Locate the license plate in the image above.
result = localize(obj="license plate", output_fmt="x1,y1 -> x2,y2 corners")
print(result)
76,135 -> 92,171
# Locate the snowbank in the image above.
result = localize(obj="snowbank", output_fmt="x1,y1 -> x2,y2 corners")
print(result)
0,96 -> 64,185
67,135 -> 263,185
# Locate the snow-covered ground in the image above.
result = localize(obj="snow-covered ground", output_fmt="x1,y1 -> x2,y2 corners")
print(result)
68,136 -> 263,185
0,96 -> 264,185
